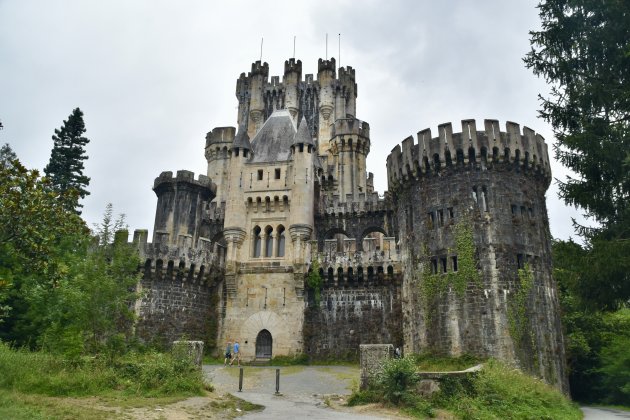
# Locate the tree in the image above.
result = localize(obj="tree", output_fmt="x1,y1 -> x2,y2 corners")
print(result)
44,108 -> 90,213
0,143 -> 17,169
525,0 -> 630,309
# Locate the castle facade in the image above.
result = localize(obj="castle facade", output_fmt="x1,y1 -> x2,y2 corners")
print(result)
128,57 -> 567,392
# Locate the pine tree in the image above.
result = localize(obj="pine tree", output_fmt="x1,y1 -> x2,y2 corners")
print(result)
44,108 -> 91,213
0,143 -> 17,169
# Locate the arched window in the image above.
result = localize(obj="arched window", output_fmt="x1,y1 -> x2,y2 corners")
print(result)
253,226 -> 262,257
277,225 -> 285,257
265,226 -> 273,257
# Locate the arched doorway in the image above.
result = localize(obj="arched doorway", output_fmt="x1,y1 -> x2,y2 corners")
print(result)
255,329 -> 272,359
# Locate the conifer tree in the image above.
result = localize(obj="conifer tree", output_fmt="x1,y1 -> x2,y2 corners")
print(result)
44,108 -> 91,213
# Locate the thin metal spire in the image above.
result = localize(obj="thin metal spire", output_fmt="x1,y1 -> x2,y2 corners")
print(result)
325,33 -> 328,60
260,37 -> 263,61
293,36 -> 296,59
338,33 -> 341,68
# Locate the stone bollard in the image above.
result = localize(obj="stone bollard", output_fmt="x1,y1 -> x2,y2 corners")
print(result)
359,344 -> 394,389
172,340 -> 204,369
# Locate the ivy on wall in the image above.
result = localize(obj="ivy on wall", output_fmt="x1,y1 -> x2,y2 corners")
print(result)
508,264 -> 534,346
307,259 -> 323,307
418,217 -> 481,322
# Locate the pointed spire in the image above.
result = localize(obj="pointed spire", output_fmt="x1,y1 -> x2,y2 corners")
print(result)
293,116 -> 314,146
233,124 -> 251,151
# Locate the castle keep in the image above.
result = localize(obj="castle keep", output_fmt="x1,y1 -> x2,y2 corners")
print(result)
128,57 -> 567,391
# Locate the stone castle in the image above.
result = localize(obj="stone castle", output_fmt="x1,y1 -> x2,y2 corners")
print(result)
125,57 -> 567,391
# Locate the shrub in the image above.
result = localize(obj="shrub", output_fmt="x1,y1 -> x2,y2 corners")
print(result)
376,356 -> 419,404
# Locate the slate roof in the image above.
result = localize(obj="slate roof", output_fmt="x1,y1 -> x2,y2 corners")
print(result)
293,116 -> 314,146
250,109 -> 297,163
232,124 -> 251,150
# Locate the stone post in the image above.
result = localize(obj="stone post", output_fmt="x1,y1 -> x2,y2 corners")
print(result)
359,344 -> 394,389
172,340 -> 204,369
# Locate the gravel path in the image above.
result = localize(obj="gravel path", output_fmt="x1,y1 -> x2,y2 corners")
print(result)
203,365 -> 399,419
582,407 -> 630,419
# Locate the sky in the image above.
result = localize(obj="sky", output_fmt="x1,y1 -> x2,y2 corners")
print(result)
0,0 -> 590,240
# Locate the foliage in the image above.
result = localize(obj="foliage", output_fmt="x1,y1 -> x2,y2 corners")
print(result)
0,342 -> 204,397
420,218 -> 480,322
553,239 -> 630,404
0,143 -> 17,169
269,353 -> 309,366
375,356 -> 419,404
307,259 -> 323,307
93,202 -> 127,245
44,107 -> 91,213
525,0 -> 630,309
0,158 -> 87,339
507,264 -> 535,346
349,358 -> 581,419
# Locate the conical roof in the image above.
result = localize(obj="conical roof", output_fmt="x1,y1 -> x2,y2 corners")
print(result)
293,116 -> 314,146
232,124 -> 251,150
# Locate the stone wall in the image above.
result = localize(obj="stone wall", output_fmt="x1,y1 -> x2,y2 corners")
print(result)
135,261 -> 221,350
304,281 -> 403,360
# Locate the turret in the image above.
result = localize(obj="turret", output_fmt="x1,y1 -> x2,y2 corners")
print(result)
317,57 -> 336,154
205,126 -> 235,202
152,170 -> 216,248
289,117 -> 316,266
339,66 -> 357,119
247,61 -> 269,138
329,118 -> 371,201
283,58 -> 302,122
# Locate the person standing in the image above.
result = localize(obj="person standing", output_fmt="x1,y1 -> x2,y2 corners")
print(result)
231,340 -> 240,366
224,340 -> 232,366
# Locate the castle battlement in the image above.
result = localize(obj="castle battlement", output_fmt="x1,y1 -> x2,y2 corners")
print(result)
249,60 -> 269,78
205,126 -> 235,148
317,57 -> 336,75
321,192 -> 390,215
386,119 -> 551,188
331,118 -> 370,139
153,170 -> 216,195
284,58 -> 302,75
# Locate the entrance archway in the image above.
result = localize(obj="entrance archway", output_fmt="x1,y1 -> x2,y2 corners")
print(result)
255,329 -> 272,359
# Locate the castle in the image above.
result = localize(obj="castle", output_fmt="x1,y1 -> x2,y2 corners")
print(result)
126,57 -> 567,392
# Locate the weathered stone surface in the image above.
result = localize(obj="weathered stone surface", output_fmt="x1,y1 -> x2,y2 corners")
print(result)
359,344 -> 394,389
172,340 -> 204,368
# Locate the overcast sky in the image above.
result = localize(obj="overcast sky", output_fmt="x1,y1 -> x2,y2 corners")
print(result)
0,0 -> 590,240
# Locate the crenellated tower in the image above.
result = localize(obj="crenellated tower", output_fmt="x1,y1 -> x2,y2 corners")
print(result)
387,119 -> 566,393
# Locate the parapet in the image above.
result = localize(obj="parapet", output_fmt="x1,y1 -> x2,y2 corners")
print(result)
386,119 -> 551,187
331,118 -> 370,139
249,60 -> 269,78
318,57 -> 336,76
205,126 -> 235,148
339,66 -> 356,81
153,170 -> 217,195
284,58 -> 302,75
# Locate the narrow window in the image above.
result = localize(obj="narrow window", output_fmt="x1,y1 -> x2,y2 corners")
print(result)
257,169 -> 263,180
264,226 -> 273,257
431,258 -> 438,274
520,206 -> 526,218
277,226 -> 285,257
299,144 -> 304,152
472,186 -> 478,203
243,149 -> 248,157
253,226 -> 262,258
481,186 -> 488,212
438,209 -> 444,227
448,207 -> 454,220
275,168 -> 281,179
427,211 -> 435,228
528,207 -> 534,218
511,204 -> 518,215
452,256 -> 458,272
440,257 -> 447,273
234,148 -> 239,157
517,253 -> 524,269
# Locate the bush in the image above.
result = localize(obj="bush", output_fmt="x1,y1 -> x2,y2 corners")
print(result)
376,356 -> 419,404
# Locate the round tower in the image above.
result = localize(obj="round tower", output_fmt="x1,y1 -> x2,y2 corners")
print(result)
283,58 -> 302,122
386,119 -> 567,392
152,170 -> 216,248
289,117 -> 317,267
316,57 -> 336,154
329,118 -> 370,201
205,126 -> 235,203
247,61 -> 269,138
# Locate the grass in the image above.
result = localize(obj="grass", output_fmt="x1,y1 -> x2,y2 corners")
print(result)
349,358 -> 583,419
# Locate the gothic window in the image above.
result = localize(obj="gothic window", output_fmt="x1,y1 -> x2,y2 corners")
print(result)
277,225 -> 285,257
481,186 -> 488,212
264,226 -> 273,257
253,226 -> 262,258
